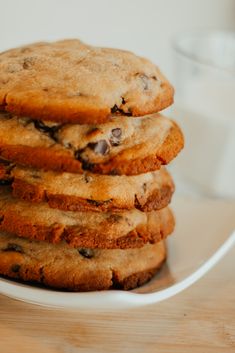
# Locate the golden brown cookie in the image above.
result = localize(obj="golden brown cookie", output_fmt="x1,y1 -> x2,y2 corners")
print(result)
0,112 -> 184,175
0,39 -> 174,124
0,187 -> 174,249
0,231 -> 166,291
0,159 -> 174,212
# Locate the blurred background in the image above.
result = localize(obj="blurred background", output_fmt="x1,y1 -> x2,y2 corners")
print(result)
1,0 -> 235,198
1,0 -> 235,77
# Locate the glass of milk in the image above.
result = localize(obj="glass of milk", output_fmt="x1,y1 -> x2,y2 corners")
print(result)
171,30 -> 235,198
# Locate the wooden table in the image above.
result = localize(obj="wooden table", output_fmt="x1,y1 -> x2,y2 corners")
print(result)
1,247 -> 234,353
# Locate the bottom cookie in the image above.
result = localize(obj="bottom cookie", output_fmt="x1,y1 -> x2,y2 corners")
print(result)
0,231 -> 166,291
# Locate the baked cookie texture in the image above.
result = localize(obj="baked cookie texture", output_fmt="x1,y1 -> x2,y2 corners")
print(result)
0,231 -> 166,291
0,39 -> 183,292
0,39 -> 173,124
0,112 -> 184,175
0,187 -> 174,249
0,159 -> 174,212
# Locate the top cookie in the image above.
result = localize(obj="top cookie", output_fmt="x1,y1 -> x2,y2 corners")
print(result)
0,39 -> 174,124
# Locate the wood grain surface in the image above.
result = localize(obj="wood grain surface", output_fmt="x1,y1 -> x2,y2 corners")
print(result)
1,247 -> 234,353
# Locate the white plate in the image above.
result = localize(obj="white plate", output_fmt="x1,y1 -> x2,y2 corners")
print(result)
0,197 -> 235,310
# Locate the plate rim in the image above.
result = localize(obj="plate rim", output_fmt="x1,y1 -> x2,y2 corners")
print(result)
0,229 -> 234,309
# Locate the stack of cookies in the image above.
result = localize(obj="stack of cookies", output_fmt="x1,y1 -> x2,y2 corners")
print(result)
0,40 -> 184,291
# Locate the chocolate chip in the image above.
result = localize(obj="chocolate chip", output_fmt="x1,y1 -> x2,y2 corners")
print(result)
0,215 -> 4,225
142,183 -> 147,193
11,264 -> 21,273
121,97 -> 126,105
74,150 -> 95,171
0,179 -> 12,186
81,160 -> 95,172
134,194 -> 141,208
39,267 -> 45,282
78,248 -> 94,259
86,199 -> 103,207
34,120 -> 55,133
88,140 -> 110,155
75,147 -> 99,170
1,112 -> 13,120
4,243 -> 23,253
75,149 -> 85,160
111,104 -> 119,114
33,120 -> 61,141
86,199 -> 111,207
110,128 -> 122,146
111,104 -> 132,116
0,158 -> 11,166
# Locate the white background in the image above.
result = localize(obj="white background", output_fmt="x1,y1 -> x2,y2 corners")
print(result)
1,0 -> 235,78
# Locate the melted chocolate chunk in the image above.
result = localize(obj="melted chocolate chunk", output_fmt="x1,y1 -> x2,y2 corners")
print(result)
81,160 -> 95,171
4,243 -> 23,253
74,150 -> 95,171
0,179 -> 12,186
0,158 -> 11,166
33,120 -> 61,141
111,104 -> 132,116
78,248 -> 94,259
1,112 -> 13,120
39,267 -> 45,282
86,199 -> 103,207
86,199 -> 111,207
0,215 -> 4,225
134,194 -> 141,208
110,128 -> 122,146
111,104 -> 119,114
11,264 -> 21,273
88,140 -> 110,155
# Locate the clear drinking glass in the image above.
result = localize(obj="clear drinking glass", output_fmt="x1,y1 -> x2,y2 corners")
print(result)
171,30 -> 235,198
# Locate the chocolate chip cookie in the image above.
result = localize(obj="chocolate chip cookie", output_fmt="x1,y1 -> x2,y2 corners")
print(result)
0,187 -> 174,249
0,159 -> 174,212
0,39 -> 173,124
0,112 -> 184,175
0,231 -> 166,291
